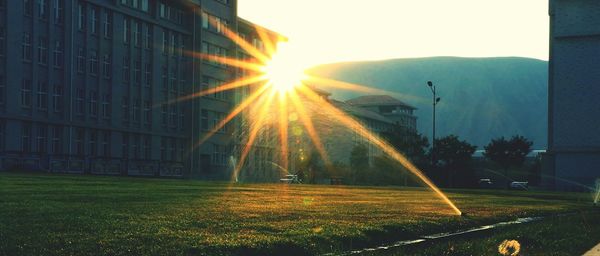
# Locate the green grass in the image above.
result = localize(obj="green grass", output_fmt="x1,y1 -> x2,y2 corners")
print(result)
0,173 -> 597,256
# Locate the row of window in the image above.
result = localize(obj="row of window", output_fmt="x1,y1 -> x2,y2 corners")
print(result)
201,41 -> 229,67
0,26 -> 5,58
19,123 -> 64,154
159,100 -> 185,129
20,80 -> 63,112
200,109 -> 229,134
120,0 -> 149,13
23,0 -> 64,25
201,11 -> 229,35
21,34 -> 64,68
15,122 -> 185,161
158,1 -> 185,25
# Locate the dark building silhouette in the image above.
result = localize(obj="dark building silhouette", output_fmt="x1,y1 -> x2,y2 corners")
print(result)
544,0 -> 600,190
0,0 -> 280,178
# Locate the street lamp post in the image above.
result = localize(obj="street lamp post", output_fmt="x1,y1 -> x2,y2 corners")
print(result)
427,81 -> 441,166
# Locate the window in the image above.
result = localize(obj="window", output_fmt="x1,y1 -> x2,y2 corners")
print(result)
134,61 -> 141,84
143,136 -> 151,159
21,79 -> 32,108
89,130 -> 97,156
36,81 -> 48,110
89,50 -> 98,75
36,125 -> 47,153
38,0 -> 48,20
161,65 -> 167,90
161,29 -> 168,54
101,94 -> 111,118
170,138 -> 176,161
133,21 -> 141,46
0,75 -> 4,106
144,24 -> 152,49
37,37 -> 48,65
122,133 -> 129,158
122,56 -> 130,82
0,26 -> 5,58
75,128 -> 84,155
102,54 -> 111,78
77,2 -> 85,30
170,66 -> 177,91
144,63 -> 152,87
121,97 -> 129,121
141,0 -> 149,12
169,106 -> 176,126
103,11 -> 112,38
201,12 -> 208,29
170,33 -> 176,55
52,84 -> 62,112
53,40 -> 63,68
22,33 -> 32,61
160,138 -> 166,160
201,109 -> 208,131
51,126 -> 62,154
22,123 -> 32,153
89,91 -> 97,116
143,100 -> 151,124
101,131 -> 110,157
75,88 -> 84,115
159,2 -> 166,18
161,102 -> 167,125
212,144 -> 227,166
123,18 -> 130,44
24,0 -> 33,16
90,6 -> 97,34
77,48 -> 85,73
53,0 -> 63,24
132,99 -> 139,122
132,134 -> 139,159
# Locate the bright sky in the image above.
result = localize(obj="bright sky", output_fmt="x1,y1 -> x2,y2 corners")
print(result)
238,0 -> 549,66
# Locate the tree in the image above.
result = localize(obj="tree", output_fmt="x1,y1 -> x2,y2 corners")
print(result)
350,143 -> 369,183
381,127 -> 430,168
430,135 -> 477,187
484,135 -> 533,187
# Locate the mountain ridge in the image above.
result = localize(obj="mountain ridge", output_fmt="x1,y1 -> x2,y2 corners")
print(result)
307,56 -> 548,148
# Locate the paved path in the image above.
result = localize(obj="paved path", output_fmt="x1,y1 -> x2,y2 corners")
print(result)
583,243 -> 600,256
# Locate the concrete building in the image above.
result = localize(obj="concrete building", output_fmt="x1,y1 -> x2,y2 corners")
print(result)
0,0 -> 279,179
287,91 -> 416,175
346,95 -> 417,132
544,0 -> 600,190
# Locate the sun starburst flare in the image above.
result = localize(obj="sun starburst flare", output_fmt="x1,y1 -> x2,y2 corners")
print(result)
172,15 -> 461,215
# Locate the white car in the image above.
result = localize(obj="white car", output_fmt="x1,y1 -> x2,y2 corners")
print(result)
279,174 -> 300,184
510,181 -> 529,190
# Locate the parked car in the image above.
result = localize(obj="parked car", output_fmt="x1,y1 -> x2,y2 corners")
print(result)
510,181 -> 529,190
478,178 -> 493,188
279,174 -> 300,184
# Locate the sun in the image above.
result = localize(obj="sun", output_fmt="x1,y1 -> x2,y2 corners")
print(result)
262,42 -> 307,93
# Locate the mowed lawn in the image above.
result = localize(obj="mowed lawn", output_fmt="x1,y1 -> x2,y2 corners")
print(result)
0,173 -> 596,256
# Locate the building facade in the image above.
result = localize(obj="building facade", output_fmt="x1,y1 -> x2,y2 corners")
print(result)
286,91 -> 417,176
0,0 -> 277,179
544,0 -> 600,190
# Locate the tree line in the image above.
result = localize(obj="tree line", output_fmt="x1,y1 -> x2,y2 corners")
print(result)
293,125 -> 539,188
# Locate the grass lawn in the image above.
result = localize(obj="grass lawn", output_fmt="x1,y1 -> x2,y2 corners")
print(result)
0,173 -> 597,256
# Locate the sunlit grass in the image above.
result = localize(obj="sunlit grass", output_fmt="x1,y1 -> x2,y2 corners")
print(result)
0,173 -> 595,255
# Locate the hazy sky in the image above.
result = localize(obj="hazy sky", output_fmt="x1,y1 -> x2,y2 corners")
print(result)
238,0 -> 549,66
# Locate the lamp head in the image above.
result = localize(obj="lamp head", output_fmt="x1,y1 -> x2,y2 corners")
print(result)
427,81 -> 433,87
436,97 -> 441,103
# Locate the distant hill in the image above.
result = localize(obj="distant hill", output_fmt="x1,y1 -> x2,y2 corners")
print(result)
307,57 -> 548,148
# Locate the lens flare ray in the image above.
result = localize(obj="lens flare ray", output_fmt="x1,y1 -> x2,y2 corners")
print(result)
297,86 -> 461,215
185,50 -> 265,72
288,88 -> 331,166
174,17 -> 462,215
233,90 -> 278,181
